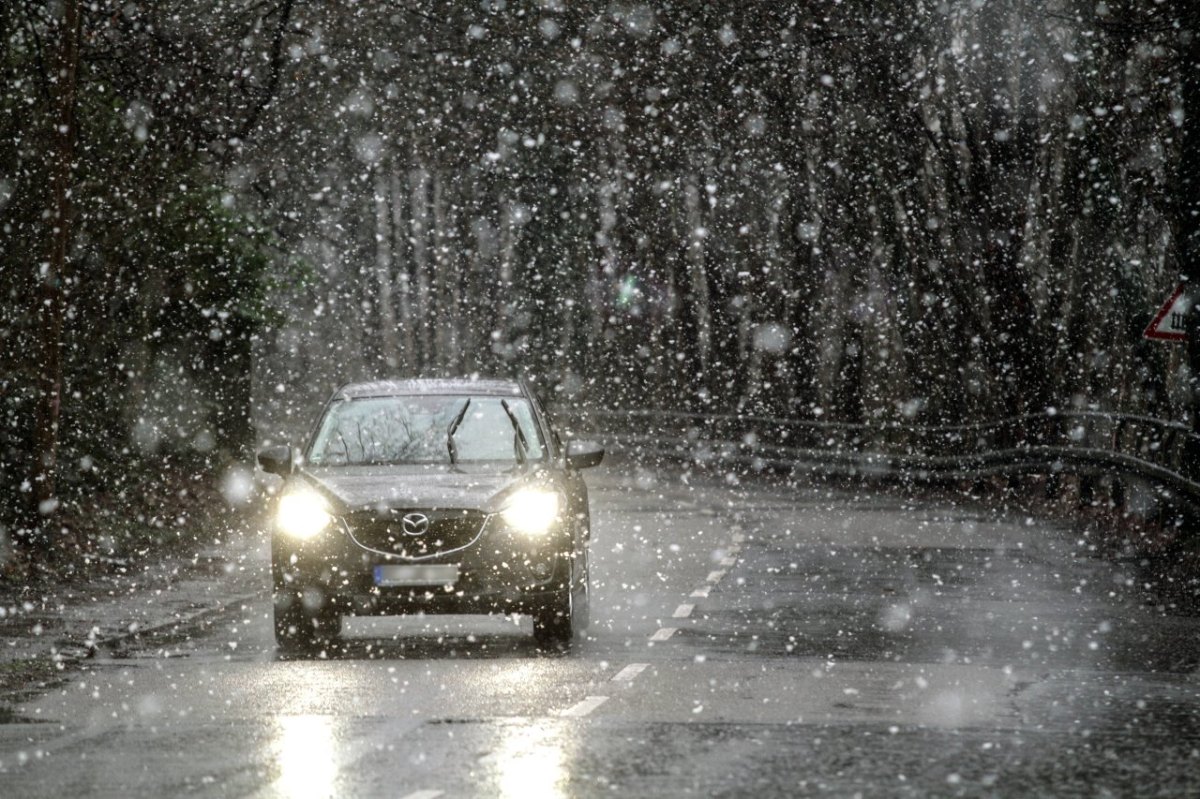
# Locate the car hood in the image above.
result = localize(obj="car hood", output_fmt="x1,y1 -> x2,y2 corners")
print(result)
297,465 -> 534,512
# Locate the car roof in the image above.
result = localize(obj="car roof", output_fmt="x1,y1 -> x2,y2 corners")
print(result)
334,378 -> 524,400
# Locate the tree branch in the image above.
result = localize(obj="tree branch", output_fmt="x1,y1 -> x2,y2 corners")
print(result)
234,0 -> 296,141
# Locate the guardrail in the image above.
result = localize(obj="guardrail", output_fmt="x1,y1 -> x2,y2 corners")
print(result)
554,407 -> 1200,502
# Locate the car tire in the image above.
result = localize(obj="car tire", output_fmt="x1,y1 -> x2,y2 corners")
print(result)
533,551 -> 586,647
274,590 -> 340,652
570,549 -> 590,633
532,588 -> 572,647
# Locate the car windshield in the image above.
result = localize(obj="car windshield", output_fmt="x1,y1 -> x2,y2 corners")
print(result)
306,395 -> 544,467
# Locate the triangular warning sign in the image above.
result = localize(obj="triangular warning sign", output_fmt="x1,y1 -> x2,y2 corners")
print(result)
1144,284 -> 1189,342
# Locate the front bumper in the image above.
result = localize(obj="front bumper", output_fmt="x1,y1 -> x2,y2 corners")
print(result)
272,512 -> 574,616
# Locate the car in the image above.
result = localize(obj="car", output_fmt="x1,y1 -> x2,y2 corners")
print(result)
256,377 -> 604,651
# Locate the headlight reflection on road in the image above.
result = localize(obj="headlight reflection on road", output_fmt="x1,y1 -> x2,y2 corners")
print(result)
275,715 -> 337,799
493,721 -> 570,799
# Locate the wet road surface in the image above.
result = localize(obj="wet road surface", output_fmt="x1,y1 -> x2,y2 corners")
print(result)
4,466 -> 1200,797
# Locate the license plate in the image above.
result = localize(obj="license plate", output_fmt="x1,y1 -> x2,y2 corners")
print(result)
373,564 -> 459,587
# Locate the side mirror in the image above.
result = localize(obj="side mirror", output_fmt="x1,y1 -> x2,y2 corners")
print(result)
257,445 -> 294,477
565,440 -> 604,470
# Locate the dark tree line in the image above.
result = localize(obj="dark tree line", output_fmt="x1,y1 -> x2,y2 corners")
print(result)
245,0 -> 1197,437
2,1 -> 1199,563
1,1 -> 297,555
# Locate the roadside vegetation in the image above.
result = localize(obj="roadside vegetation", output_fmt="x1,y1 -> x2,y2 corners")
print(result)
2,2 -> 1199,578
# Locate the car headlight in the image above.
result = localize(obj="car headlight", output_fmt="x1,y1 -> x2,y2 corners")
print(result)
277,489 -> 332,539
500,488 -> 562,536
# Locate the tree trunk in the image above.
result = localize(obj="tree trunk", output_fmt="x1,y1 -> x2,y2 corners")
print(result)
391,171 -> 414,372
375,172 -> 400,372
431,172 -> 456,373
410,166 -> 432,373
210,315 -> 255,459
1181,6 -> 1200,466
31,0 -> 80,535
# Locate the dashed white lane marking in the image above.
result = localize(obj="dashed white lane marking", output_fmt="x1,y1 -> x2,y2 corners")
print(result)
706,570 -> 726,583
560,695 -> 610,717
401,791 -> 443,799
690,586 -> 711,598
612,663 -> 649,682
673,604 -> 694,618
719,556 -> 737,568
650,627 -> 677,642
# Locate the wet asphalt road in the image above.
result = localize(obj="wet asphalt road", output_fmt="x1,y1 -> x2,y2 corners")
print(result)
4,465 -> 1200,797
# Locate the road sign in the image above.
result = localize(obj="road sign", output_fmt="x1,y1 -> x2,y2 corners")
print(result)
1144,284 -> 1189,342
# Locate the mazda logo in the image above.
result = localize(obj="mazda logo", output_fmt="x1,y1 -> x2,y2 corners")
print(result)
401,512 -> 430,536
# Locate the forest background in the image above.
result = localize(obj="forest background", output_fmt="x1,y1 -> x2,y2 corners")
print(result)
2,1 -> 1199,568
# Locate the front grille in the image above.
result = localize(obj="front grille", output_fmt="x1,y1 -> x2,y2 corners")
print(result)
344,509 -> 487,559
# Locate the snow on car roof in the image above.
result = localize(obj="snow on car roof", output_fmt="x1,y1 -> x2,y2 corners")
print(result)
335,378 -> 523,399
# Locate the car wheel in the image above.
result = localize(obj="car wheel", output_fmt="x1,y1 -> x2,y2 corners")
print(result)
533,587 -> 572,647
533,553 -> 586,647
274,589 -> 340,652
570,549 -> 590,633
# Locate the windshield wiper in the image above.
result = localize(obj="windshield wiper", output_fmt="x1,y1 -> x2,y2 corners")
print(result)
500,399 -> 529,467
446,399 -> 472,465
